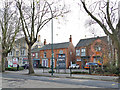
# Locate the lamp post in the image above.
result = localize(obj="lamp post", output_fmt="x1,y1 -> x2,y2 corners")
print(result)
45,0 -> 54,76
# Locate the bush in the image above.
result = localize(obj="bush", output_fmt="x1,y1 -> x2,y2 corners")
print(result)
5,67 -> 24,71
95,67 -> 104,74
104,66 -> 119,74
48,70 -> 55,73
95,62 -> 120,75
71,71 -> 88,74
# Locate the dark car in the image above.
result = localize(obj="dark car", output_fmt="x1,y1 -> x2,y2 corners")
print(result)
84,62 -> 100,69
21,64 -> 29,69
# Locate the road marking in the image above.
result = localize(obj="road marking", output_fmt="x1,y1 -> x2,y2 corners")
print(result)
71,79 -> 88,82
49,78 -> 60,80
112,84 -> 115,85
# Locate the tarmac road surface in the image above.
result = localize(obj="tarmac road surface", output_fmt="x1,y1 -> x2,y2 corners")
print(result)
1,73 -> 119,88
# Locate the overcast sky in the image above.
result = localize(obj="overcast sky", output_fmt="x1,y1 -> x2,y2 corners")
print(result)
39,0 -> 107,46
0,0 -> 119,46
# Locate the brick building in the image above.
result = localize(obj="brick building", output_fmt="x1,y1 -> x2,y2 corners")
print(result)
75,36 -> 109,69
40,35 -> 75,68
31,45 -> 41,68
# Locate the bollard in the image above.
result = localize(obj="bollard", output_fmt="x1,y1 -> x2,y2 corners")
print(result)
43,67 -> 44,73
70,68 -> 72,77
89,66 -> 91,74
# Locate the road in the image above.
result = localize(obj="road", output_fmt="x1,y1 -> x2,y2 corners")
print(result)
1,73 -> 119,88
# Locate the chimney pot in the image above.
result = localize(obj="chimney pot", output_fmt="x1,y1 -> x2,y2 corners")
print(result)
44,39 -> 46,45
69,35 -> 72,43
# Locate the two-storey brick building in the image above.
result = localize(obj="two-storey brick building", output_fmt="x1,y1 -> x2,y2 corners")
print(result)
40,35 -> 75,68
31,45 -> 41,68
75,36 -> 109,69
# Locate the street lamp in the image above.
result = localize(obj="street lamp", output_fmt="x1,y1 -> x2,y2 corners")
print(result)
45,0 -> 54,76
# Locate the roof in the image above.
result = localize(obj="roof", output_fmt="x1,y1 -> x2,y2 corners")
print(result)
31,45 -> 42,52
40,42 -> 70,50
31,47 -> 41,52
76,36 -> 107,47
15,37 -> 25,42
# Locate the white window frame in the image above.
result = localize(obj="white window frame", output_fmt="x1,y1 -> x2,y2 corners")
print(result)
76,49 -> 80,56
42,59 -> 48,67
21,49 -> 25,56
8,51 -> 13,56
16,51 -> 19,56
59,50 -> 63,54
77,59 -> 81,61
81,48 -> 86,56
95,46 -> 101,51
44,51 -> 46,58
35,53 -> 38,58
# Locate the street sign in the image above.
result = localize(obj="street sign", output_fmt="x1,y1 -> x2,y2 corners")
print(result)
13,58 -> 18,67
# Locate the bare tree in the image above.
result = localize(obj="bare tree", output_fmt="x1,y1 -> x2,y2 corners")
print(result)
0,1 -> 20,72
80,0 -> 120,72
16,0 -> 69,74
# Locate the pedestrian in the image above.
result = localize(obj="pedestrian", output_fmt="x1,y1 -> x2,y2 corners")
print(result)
17,64 -> 19,71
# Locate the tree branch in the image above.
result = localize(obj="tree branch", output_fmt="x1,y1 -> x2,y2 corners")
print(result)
106,0 -> 116,34
81,0 -> 112,37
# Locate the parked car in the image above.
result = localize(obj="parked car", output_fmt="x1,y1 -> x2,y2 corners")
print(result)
84,62 -> 101,69
21,64 -> 29,69
69,64 -> 80,69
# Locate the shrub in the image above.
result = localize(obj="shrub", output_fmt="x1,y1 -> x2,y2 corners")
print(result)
104,66 -> 119,74
48,70 -> 55,73
95,67 -> 104,74
96,61 -> 120,75
71,71 -> 88,74
5,67 -> 24,71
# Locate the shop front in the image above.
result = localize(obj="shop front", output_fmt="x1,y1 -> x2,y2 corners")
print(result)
81,56 -> 90,69
57,54 -> 66,69
33,58 -> 40,68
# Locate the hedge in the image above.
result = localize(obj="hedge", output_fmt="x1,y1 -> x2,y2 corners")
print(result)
71,71 -> 88,74
5,67 -> 24,71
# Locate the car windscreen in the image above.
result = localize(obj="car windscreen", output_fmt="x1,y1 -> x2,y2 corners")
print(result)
86,63 -> 98,65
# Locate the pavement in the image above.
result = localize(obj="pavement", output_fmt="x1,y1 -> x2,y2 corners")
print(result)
4,68 -> 119,82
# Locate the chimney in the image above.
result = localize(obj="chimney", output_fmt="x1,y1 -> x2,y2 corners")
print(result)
38,35 -> 40,42
44,39 -> 46,45
69,35 -> 72,43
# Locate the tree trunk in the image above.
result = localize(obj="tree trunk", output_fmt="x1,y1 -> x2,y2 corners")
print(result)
118,46 -> 120,84
2,53 -> 7,72
28,45 -> 34,74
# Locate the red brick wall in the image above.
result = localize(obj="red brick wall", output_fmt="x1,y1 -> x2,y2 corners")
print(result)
31,52 -> 40,59
40,43 -> 75,68
89,39 -> 109,64
67,42 -> 75,68
76,38 -> 109,68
